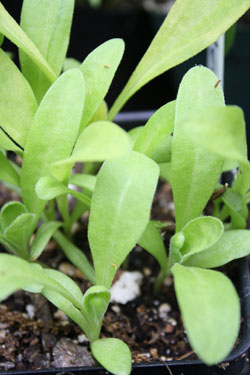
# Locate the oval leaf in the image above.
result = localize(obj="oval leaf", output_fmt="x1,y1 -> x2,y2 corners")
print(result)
52,121 -> 132,181
183,230 -> 250,268
0,151 -> 20,187
30,221 -> 62,261
172,264 -> 240,365
171,66 -> 224,231
91,338 -> 132,375
0,202 -> 27,231
20,0 -> 74,102
0,3 -> 56,83
88,151 -> 159,288
21,69 -> 85,217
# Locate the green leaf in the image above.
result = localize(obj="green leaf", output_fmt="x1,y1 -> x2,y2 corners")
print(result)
139,221 -> 168,270
180,216 -> 224,259
36,177 -> 91,207
69,174 -> 96,193
128,126 -> 143,146
88,151 -> 159,288
171,66 -> 224,231
20,0 -> 74,102
83,285 -> 110,323
151,136 -> 172,163
4,213 -> 36,258
172,264 -> 240,365
21,69 -> 85,218
133,101 -> 175,157
0,202 -> 27,231
159,162 -> 171,183
52,121 -> 132,181
91,338 -> 132,375
180,106 -> 248,166
0,152 -> 20,187
90,100 -> 108,123
184,230 -> 250,268
0,129 -> 23,153
63,57 -> 81,72
0,49 -> 37,149
138,220 -> 168,293
30,221 -> 62,261
221,189 -> 248,229
80,39 -> 125,132
233,163 -> 250,196
0,33 -> 3,46
108,0 -> 250,118
0,3 -> 56,83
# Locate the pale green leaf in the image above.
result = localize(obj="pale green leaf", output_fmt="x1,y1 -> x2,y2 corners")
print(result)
159,162 -> 171,182
128,126 -> 143,146
221,189 -> 248,229
172,264 -> 240,365
90,100 -> 108,123
69,174 -> 96,193
83,285 -> 110,322
180,216 -> 224,258
171,66 -> 224,231
0,152 -> 20,187
0,3 -> 56,83
0,202 -> 27,231
63,57 -> 81,72
183,230 -> 250,268
91,338 -> 132,375
133,101 -> 175,157
4,213 -> 36,258
180,106 -> 248,165
36,177 -> 91,207
30,221 -> 62,261
80,39 -> 125,132
52,121 -> 132,181
109,0 -> 250,118
233,163 -> 250,196
0,49 -> 37,148
21,69 -> 85,217
151,136 -> 172,163
88,151 -> 159,288
20,0 -> 74,102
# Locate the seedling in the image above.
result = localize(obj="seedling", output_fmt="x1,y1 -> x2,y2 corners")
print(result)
0,1 -> 250,374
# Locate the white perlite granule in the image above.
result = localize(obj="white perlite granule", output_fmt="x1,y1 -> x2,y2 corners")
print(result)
110,271 -> 143,304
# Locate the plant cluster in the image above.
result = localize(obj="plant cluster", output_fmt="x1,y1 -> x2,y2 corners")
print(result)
0,0 -> 250,374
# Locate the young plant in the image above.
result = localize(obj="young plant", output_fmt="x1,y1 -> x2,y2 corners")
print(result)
0,0 -> 250,374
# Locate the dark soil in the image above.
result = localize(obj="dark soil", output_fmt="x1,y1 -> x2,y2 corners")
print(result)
0,180 -> 245,371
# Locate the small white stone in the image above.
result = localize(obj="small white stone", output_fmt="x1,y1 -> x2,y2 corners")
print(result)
26,304 -> 35,319
159,303 -> 171,321
111,305 -> 121,314
78,334 -> 89,344
110,271 -> 143,304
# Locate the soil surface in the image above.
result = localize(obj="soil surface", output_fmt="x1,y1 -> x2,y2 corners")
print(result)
0,179 -> 245,371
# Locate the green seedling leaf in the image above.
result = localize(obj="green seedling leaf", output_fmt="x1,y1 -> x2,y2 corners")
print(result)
0,49 -> 37,149
159,162 -> 171,183
69,174 -> 96,193
233,163 -> 250,196
180,216 -> 224,259
90,100 -> 108,123
151,136 -> 172,163
108,0 -> 250,118
0,254 -> 83,309
128,126 -> 143,146
0,202 -> 27,231
52,121 -> 132,181
88,151 -> 159,288
184,230 -> 250,268
180,106 -> 248,166
83,286 -> 110,323
53,230 -> 96,285
171,66 -> 224,231
138,221 -> 168,293
172,264 -> 240,365
20,0 -> 74,102
0,152 -> 20,187
80,39 -> 125,132
139,221 -> 168,270
133,101 -> 175,157
0,130 -> 22,153
30,221 -> 62,261
36,177 -> 91,207
169,231 -> 185,267
0,3 -> 56,83
63,57 -> 81,71
221,189 -> 248,229
4,213 -> 36,259
0,33 -> 3,46
91,338 -> 132,375
21,69 -> 85,218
